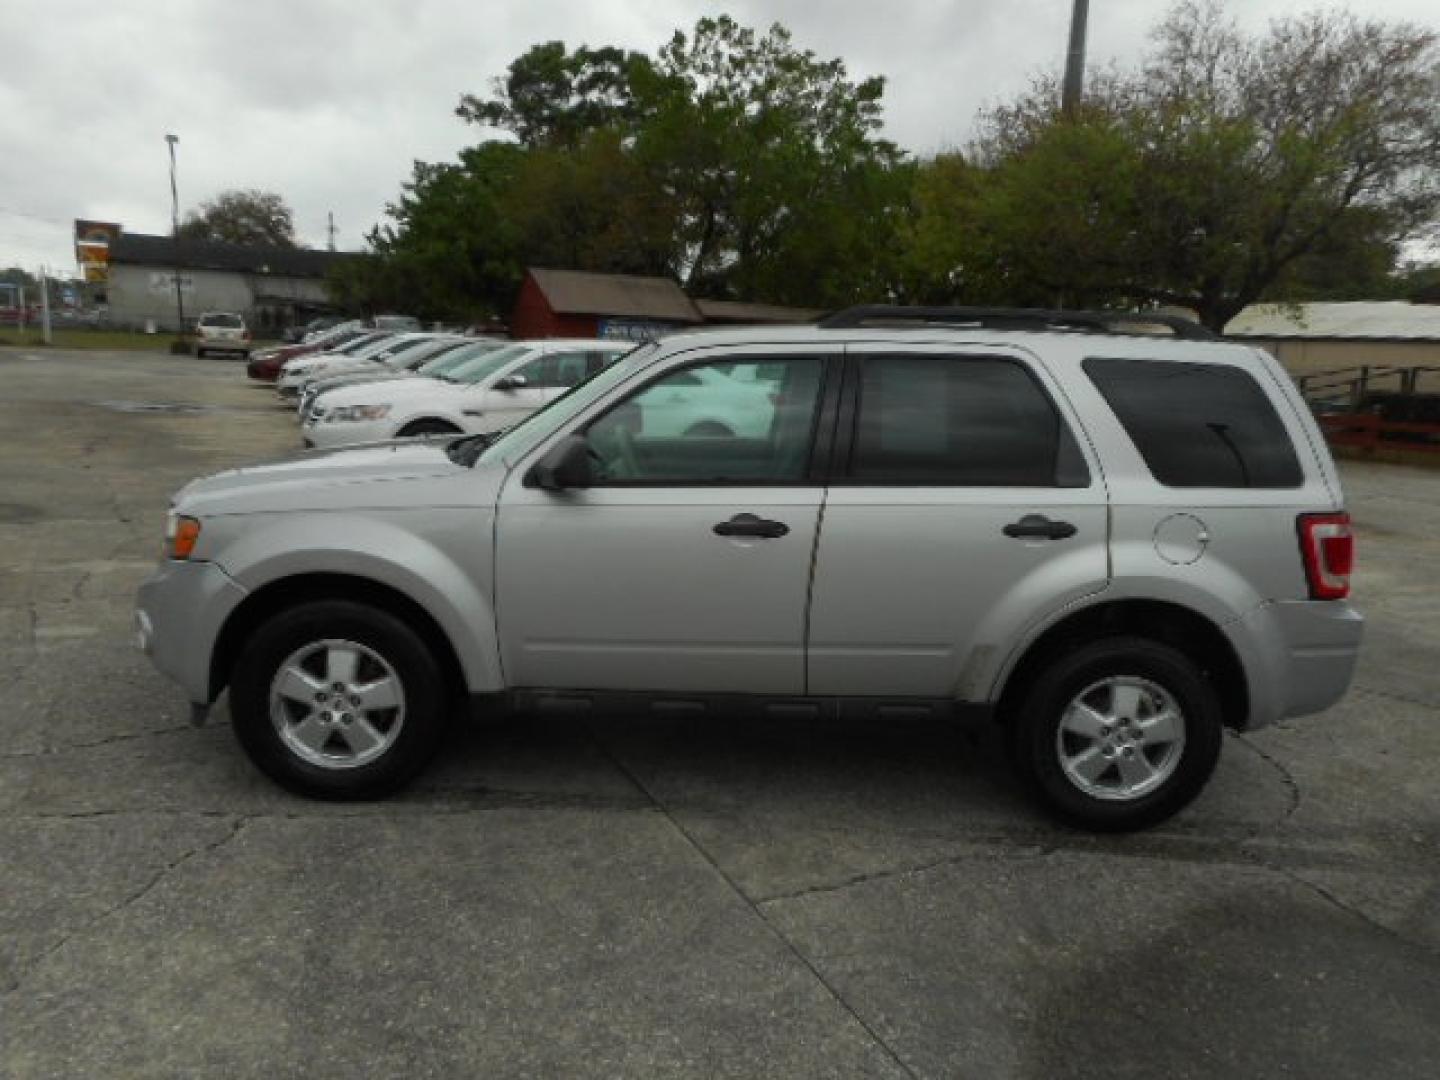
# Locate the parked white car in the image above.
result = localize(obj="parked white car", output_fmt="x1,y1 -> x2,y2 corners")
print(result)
285,333 -> 461,403
299,339 -> 505,421
275,332 -> 401,398
302,339 -> 631,448
194,312 -> 251,359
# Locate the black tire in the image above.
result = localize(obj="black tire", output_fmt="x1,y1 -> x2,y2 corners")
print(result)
398,418 -> 462,437
1008,636 -> 1223,832
195,347 -> 206,359
229,600 -> 449,799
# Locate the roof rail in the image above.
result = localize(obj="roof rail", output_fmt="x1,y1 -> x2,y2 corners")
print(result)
816,305 -> 1216,341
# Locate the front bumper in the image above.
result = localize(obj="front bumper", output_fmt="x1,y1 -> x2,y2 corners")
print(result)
135,559 -> 249,705
301,417 -> 391,449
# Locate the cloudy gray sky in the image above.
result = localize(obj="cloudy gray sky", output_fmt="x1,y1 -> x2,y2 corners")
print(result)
3,0 -> 1437,274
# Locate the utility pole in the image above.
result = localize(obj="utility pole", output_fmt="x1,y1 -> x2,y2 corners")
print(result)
1061,0 -> 1090,117
38,267 -> 52,345
165,133 -> 186,339
327,211 -> 336,251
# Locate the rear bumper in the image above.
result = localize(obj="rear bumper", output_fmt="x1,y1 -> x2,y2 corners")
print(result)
135,560 -> 249,704
1231,600 -> 1364,728
198,338 -> 249,355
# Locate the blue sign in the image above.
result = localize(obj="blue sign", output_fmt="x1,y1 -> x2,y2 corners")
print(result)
598,318 -> 677,342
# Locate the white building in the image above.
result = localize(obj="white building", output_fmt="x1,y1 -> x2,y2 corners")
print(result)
106,232 -> 350,334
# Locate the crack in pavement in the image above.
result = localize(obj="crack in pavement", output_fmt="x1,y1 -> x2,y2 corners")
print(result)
1352,683 -> 1440,713
0,816 -> 249,1001
1229,730 -> 1302,825
753,844 -> 1054,907
1266,863 -> 1440,958
0,724 -> 198,759
13,787 -> 656,821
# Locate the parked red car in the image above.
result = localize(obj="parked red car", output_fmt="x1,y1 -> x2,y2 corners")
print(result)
246,325 -> 367,382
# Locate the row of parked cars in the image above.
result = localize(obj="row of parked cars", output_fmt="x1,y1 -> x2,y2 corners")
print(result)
249,322 -> 779,451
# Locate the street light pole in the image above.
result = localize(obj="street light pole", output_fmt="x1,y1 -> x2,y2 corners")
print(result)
1061,0 -> 1090,117
165,133 -> 186,339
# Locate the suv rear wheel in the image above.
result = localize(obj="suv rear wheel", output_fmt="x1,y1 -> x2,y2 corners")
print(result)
1009,636 -> 1223,831
229,600 -> 449,799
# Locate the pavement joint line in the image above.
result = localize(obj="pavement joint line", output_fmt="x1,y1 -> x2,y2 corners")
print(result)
0,815 -> 250,1002
581,722 -> 922,1080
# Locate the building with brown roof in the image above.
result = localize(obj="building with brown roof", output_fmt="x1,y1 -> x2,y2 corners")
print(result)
511,268 -> 703,342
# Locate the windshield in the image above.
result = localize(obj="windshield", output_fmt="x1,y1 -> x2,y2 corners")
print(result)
343,334 -> 402,358
200,313 -> 242,328
401,339 -> 466,370
332,332 -> 387,355
469,343 -> 655,465
420,340 -> 501,376
372,337 -> 432,363
442,343 -> 532,384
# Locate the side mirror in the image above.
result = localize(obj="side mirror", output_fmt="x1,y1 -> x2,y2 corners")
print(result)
528,434 -> 593,491
494,373 -> 528,391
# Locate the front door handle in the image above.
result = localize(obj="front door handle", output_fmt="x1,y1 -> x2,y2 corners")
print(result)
1003,514 -> 1077,540
714,513 -> 790,539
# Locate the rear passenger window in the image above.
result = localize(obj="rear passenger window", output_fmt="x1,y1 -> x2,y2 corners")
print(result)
849,355 -> 1089,486
1084,358 -> 1302,488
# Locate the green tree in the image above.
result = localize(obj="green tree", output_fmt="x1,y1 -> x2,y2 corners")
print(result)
447,16 -> 911,307
941,1 -> 1440,330
179,189 -> 297,247
456,42 -> 651,148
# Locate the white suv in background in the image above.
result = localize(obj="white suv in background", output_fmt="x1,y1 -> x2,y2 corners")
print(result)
302,339 -> 631,448
194,312 -> 251,359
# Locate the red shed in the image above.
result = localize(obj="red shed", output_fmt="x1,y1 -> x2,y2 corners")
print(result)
511,267 -> 703,340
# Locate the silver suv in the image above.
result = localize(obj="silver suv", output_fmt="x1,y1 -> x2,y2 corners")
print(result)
135,306 -> 1363,830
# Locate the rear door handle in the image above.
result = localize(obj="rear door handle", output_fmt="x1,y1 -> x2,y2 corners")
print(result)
1003,514 -> 1077,540
714,513 -> 790,539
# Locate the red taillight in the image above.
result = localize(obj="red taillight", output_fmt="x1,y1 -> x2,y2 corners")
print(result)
1298,512 -> 1354,600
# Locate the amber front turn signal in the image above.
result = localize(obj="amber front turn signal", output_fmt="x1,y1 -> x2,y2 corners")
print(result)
166,514 -> 202,560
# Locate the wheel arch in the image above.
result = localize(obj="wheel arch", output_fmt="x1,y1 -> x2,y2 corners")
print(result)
397,415 -> 463,436
210,572 -> 468,705
993,599 -> 1250,731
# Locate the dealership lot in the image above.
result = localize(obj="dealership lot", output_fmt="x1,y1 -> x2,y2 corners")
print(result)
2,347 -> 1439,1077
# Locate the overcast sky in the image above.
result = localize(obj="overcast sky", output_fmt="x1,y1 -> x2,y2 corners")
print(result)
3,0 -> 1437,275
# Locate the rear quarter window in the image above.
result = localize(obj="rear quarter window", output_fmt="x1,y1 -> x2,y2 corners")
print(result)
1084,357 -> 1302,488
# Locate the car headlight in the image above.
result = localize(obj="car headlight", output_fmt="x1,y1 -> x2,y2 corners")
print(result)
325,404 -> 391,423
165,511 -> 202,560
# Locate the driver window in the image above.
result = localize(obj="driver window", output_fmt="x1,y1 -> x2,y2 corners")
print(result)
586,356 -> 824,484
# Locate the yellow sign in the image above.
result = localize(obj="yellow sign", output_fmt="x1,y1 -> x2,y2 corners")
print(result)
74,219 -> 121,284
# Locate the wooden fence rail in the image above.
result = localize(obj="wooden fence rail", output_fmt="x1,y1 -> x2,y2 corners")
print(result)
1317,412 -> 1440,453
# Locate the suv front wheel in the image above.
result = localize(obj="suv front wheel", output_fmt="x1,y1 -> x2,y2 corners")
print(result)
229,600 -> 449,799
1009,636 -> 1223,831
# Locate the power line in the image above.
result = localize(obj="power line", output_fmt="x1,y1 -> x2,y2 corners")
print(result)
0,206 -> 71,227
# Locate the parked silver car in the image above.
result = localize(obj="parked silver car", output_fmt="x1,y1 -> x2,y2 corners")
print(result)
135,307 -> 1362,830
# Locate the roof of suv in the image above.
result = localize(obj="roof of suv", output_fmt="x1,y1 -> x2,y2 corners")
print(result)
651,305 -> 1236,354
